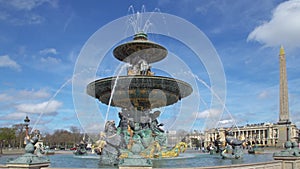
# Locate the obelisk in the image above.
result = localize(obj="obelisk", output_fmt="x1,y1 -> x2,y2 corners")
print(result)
278,46 -> 290,124
276,46 -> 291,147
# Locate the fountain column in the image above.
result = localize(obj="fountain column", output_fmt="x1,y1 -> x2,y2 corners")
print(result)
262,130 -> 265,145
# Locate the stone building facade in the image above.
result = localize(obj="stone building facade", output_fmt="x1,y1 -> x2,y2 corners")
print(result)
204,122 -> 298,148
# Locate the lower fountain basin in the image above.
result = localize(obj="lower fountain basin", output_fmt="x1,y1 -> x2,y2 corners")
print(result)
0,152 -> 274,168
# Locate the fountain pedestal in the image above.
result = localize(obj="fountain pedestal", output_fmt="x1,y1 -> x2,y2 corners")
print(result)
119,155 -> 152,169
273,156 -> 300,169
6,159 -> 50,169
120,166 -> 152,169
273,141 -> 300,169
6,137 -> 50,169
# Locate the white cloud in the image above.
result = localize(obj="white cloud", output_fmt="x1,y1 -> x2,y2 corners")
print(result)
0,55 -> 21,71
0,13 -> 45,25
40,56 -> 61,64
0,0 -> 58,25
39,48 -> 58,55
0,0 -> 55,11
26,13 -> 44,24
248,0 -> 300,48
0,112 -> 26,120
16,100 -> 62,114
194,109 -> 239,129
0,93 -> 13,102
258,90 -> 269,99
194,109 -> 222,119
218,119 -> 234,125
18,89 -> 50,99
0,89 -> 51,102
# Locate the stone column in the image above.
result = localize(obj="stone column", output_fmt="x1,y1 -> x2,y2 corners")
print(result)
251,130 -> 253,144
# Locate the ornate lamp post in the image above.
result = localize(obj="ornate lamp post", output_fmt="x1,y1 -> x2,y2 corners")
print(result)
6,115 -> 50,168
24,116 -> 30,144
24,116 -> 30,136
166,130 -> 169,147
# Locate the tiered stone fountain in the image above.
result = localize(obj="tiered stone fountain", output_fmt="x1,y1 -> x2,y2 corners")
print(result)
86,32 -> 192,168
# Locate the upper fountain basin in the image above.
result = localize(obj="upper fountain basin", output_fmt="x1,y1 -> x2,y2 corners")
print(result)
86,75 -> 193,110
113,39 -> 168,64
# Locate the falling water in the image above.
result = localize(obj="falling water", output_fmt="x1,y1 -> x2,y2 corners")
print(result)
191,72 -> 240,132
127,5 -> 162,34
31,68 -> 96,132
104,5 -> 165,125
31,79 -> 72,132
104,63 -> 129,124
194,93 -> 211,133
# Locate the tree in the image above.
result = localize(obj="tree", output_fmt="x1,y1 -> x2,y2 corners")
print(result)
70,126 -> 81,145
51,129 -> 74,149
12,123 -> 25,148
0,127 -> 16,153
42,127 -> 84,150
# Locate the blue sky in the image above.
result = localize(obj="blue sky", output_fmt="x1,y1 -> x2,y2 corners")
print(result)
0,0 -> 300,135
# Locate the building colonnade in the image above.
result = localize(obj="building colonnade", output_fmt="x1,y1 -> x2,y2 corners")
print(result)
204,123 -> 298,148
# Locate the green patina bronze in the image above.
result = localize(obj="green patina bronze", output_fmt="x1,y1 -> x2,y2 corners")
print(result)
273,141 -> 300,157
86,76 -> 192,109
88,32 -> 192,167
6,136 -> 50,167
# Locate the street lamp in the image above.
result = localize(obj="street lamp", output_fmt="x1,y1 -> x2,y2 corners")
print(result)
166,130 -> 169,147
24,116 -> 30,143
7,116 -> 50,168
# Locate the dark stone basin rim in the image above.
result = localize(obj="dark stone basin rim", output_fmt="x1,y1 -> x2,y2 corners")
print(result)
86,76 -> 193,100
113,41 -> 168,63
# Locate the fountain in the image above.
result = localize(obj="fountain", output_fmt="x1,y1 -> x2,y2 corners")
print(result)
6,116 -> 50,169
86,32 -> 192,168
